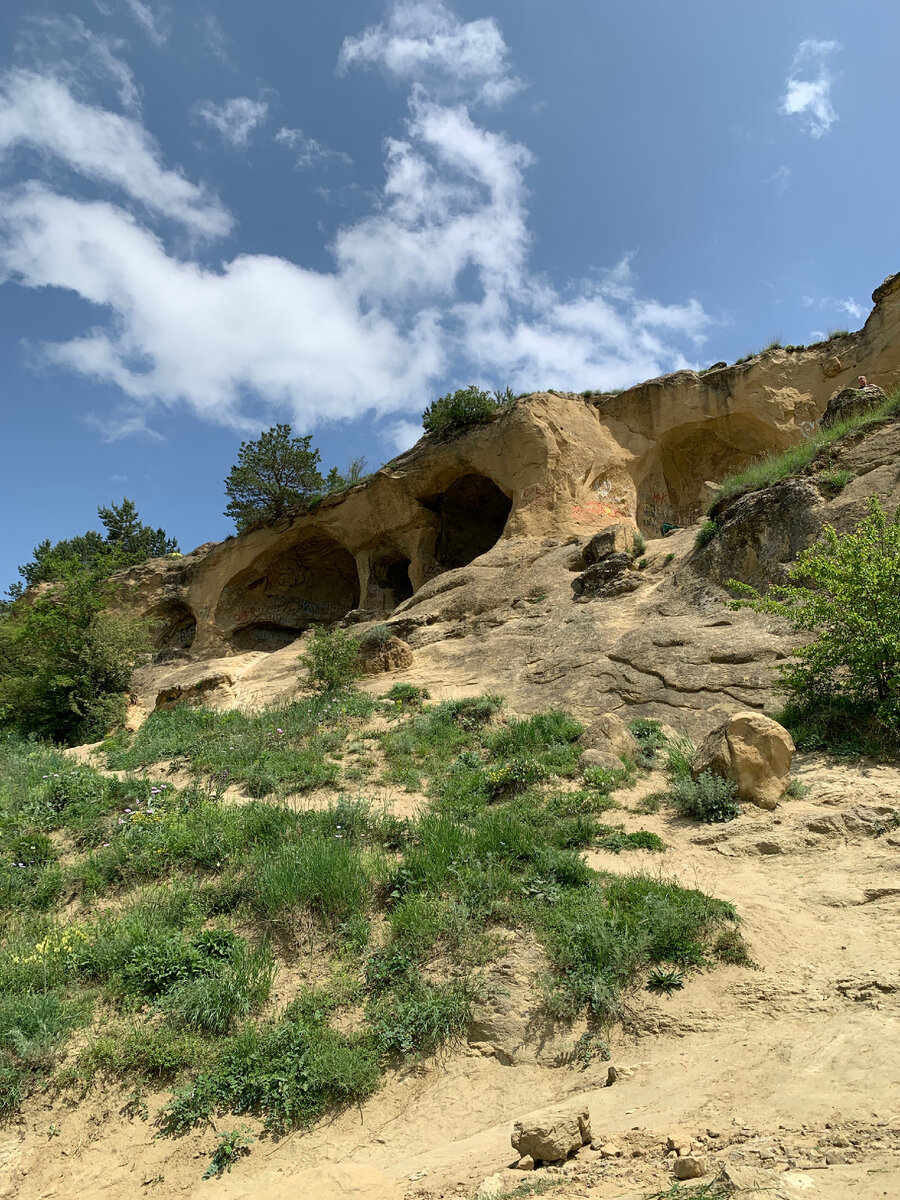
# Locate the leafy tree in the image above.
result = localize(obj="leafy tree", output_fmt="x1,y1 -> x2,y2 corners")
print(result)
8,499 -> 178,599
224,425 -> 324,531
0,560 -> 151,744
422,386 -> 513,436
730,495 -> 900,748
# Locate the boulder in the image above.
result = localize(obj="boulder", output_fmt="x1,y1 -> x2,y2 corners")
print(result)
358,636 -> 414,675
672,1155 -> 707,1180
693,711 -> 795,809
581,712 -> 638,760
583,523 -> 636,564
572,552 -> 640,601
822,383 -> 886,429
579,749 -> 624,774
511,1107 -> 592,1163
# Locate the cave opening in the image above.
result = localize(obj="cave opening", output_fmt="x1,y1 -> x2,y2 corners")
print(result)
637,417 -> 783,532
149,601 -> 197,653
216,534 -> 360,651
424,474 -> 512,570
369,552 -> 414,609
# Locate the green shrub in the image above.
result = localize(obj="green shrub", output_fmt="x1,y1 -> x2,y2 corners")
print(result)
695,519 -> 719,548
819,468 -> 854,495
368,975 -> 474,1055
627,718 -> 667,768
303,628 -> 362,691
204,1127 -> 254,1179
422,386 -> 510,436
670,771 -> 739,823
359,623 -> 392,648
161,942 -> 274,1035
731,495 -> 900,745
383,682 -> 430,707
0,564 -> 151,744
159,1005 -> 380,1135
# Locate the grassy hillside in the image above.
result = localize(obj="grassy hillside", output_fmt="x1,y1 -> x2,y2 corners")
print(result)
0,688 -> 742,1175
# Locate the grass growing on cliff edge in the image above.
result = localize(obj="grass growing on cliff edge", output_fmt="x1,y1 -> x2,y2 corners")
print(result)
709,384 -> 900,508
0,699 -> 739,1165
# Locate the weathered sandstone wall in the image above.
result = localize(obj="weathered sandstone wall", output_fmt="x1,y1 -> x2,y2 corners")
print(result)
118,271 -> 900,660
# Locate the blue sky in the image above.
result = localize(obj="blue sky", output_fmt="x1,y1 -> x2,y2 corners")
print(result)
1,0 -> 897,590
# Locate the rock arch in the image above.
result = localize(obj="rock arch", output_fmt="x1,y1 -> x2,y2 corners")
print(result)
215,533 -> 360,650
636,415 -> 788,532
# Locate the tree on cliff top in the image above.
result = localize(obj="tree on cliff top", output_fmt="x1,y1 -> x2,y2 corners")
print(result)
8,499 -> 178,600
224,424 -> 324,532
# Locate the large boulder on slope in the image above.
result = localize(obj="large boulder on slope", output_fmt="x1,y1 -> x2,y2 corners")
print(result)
511,1106 -> 592,1163
693,711 -> 795,809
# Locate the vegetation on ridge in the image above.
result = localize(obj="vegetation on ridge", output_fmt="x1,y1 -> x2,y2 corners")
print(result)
709,384 -> 900,507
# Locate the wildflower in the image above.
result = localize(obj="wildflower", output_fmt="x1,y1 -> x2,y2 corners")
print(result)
277,728 -> 284,734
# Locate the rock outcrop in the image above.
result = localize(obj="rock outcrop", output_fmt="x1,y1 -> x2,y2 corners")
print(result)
822,383 -> 887,428
114,270 -> 900,664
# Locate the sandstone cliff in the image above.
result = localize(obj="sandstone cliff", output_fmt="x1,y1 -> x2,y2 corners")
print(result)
117,270 -> 900,733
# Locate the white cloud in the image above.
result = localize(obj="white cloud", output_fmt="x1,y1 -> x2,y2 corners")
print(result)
837,297 -> 866,322
0,69 -> 230,236
16,15 -> 141,112
276,127 -> 352,169
195,96 -> 269,149
0,3 -> 712,441
123,0 -> 170,47
779,39 -> 839,138
338,0 -> 521,106
384,419 -> 425,452
763,165 -> 792,193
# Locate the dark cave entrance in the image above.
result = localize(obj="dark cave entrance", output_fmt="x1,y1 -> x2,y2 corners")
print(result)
369,552 -> 414,610
216,534 -> 360,651
150,601 -> 197,653
423,474 -> 512,569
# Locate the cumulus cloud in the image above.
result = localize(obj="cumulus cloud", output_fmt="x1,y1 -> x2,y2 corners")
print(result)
195,96 -> 269,148
780,39 -> 839,138
338,0 -> 521,106
276,127 -> 352,169
0,1 -> 712,442
0,69 -> 230,236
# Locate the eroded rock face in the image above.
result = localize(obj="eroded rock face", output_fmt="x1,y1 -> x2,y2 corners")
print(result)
111,269 -> 899,714
695,478 -> 826,591
511,1107 -> 591,1163
693,711 -> 795,809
